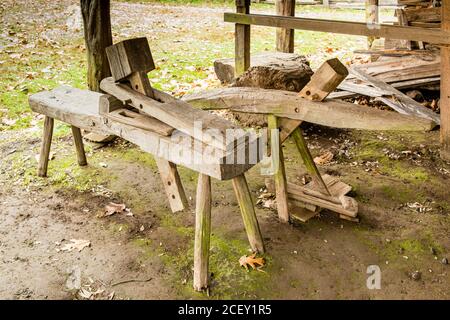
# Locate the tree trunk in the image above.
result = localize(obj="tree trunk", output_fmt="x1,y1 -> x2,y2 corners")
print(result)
80,0 -> 113,92
276,0 -> 295,53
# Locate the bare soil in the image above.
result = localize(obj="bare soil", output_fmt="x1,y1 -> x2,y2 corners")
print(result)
0,1 -> 449,300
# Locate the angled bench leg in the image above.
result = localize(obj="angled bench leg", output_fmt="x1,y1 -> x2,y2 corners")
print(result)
155,157 -> 189,213
193,174 -> 212,291
71,126 -> 87,166
268,115 -> 290,223
232,174 -> 265,253
38,116 -> 54,177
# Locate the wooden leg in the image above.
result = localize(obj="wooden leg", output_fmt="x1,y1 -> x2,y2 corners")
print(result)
38,116 -> 54,177
291,127 -> 330,196
71,126 -> 87,166
155,157 -> 189,213
441,4 -> 450,160
232,174 -> 265,253
267,115 -> 290,223
193,174 -> 212,291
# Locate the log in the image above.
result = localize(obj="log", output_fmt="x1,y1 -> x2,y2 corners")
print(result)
80,0 -> 112,92
214,52 -> 312,87
183,87 -> 437,131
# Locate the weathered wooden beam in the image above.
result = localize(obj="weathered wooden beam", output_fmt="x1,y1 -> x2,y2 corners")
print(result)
235,0 -> 251,76
193,174 -> 212,291
224,13 -> 450,45
71,126 -> 87,166
38,116 -> 54,177
80,0 -> 113,92
268,115 -> 290,223
276,0 -> 295,53
184,87 -> 437,132
441,3 -> 450,160
232,174 -> 265,253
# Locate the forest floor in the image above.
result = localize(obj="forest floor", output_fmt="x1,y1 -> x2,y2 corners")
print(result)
0,0 -> 449,300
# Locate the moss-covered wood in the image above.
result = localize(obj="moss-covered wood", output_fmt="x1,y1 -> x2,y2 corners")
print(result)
232,174 -> 265,253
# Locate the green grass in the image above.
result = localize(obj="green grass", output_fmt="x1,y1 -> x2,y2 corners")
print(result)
1,1 -> 391,131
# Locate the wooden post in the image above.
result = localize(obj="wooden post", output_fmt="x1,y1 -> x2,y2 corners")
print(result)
323,0 -> 330,7
235,0 -> 251,77
80,0 -> 113,92
232,174 -> 265,253
71,126 -> 87,166
193,174 -> 212,291
268,115 -> 290,223
38,116 -> 54,177
442,3 -> 450,160
366,0 -> 379,49
276,0 -> 296,53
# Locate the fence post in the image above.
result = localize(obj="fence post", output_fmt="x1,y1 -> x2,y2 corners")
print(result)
235,0 -> 251,76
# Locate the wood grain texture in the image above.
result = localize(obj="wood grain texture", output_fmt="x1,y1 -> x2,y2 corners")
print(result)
80,0 -> 112,92
184,87 -> 437,132
441,3 -> 450,160
235,0 -> 251,76
38,116 -> 54,177
29,86 -> 259,180
276,0 -> 295,53
71,126 -> 87,166
193,174 -> 212,291
155,157 -> 189,213
232,174 -> 265,253
100,77 -> 247,153
268,115 -> 289,223
224,13 -> 450,44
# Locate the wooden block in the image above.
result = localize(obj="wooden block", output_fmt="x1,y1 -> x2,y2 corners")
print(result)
290,206 -> 318,223
106,37 -> 155,82
99,94 -> 124,115
155,157 -> 189,213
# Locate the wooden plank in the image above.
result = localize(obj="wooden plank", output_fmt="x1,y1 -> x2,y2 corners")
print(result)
232,174 -> 265,253
350,66 -> 441,124
290,206 -> 318,223
441,2 -> 450,160
193,174 -> 211,291
276,0 -> 295,53
100,77 -> 248,153
38,116 -> 54,177
29,86 -> 259,180
268,115 -> 290,223
155,158 -> 189,213
105,37 -> 155,82
184,87 -> 437,131
235,0 -> 251,76
224,13 -> 450,44
266,179 -> 359,217
404,7 -> 441,23
331,77 -> 441,100
71,126 -> 87,166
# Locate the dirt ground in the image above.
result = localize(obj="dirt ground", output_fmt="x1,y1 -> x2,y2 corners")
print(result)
0,1 -> 449,300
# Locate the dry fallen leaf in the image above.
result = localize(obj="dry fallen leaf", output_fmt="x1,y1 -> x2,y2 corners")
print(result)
60,239 -> 91,252
314,151 -> 334,165
239,253 -> 265,271
104,202 -> 126,217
